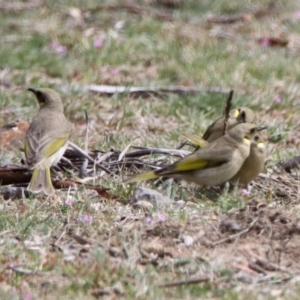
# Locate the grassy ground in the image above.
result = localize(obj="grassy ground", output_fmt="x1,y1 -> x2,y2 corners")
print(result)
1,0 -> 300,299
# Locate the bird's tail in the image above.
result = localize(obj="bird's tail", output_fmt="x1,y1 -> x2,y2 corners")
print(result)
27,167 -> 55,196
123,171 -> 158,183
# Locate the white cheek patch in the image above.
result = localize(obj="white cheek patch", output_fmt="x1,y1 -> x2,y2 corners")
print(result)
243,138 -> 251,145
257,142 -> 265,149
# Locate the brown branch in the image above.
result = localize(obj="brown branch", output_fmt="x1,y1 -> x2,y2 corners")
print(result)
206,13 -> 252,25
73,84 -> 230,98
248,261 -> 267,275
0,0 -> 43,12
222,90 -> 234,136
254,258 -> 291,274
213,217 -> 258,246
0,167 -> 31,185
158,276 -> 210,288
86,3 -> 174,22
53,179 -> 118,199
79,110 -> 89,178
0,186 -> 30,200
277,156 -> 300,173
0,167 -> 117,199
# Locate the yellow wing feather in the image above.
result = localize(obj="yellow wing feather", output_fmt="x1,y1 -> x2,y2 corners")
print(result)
42,137 -> 67,158
124,171 -> 157,183
180,133 -> 208,148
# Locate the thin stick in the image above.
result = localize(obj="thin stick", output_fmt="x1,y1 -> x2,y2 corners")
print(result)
222,90 -> 234,136
213,217 -> 258,246
79,110 -> 89,178
68,142 -> 113,175
67,84 -> 230,98
158,276 -> 210,288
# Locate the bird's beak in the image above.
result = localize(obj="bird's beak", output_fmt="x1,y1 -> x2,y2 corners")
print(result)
28,88 -> 36,94
258,125 -> 268,131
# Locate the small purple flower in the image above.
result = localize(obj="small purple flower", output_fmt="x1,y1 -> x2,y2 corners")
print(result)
51,41 -> 67,54
56,45 -> 67,53
24,293 -> 33,300
93,38 -> 104,48
260,38 -> 270,47
65,199 -> 73,206
242,189 -> 250,196
295,11 -> 300,19
274,95 -> 281,103
51,41 -> 58,48
111,68 -> 119,75
145,216 -> 153,224
77,215 -> 93,223
83,215 -> 92,223
157,214 -> 167,222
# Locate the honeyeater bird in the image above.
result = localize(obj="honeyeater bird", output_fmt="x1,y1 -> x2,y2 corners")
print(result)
25,88 -> 72,196
124,123 -> 260,187
229,133 -> 266,188
183,127 -> 267,188
202,107 -> 255,142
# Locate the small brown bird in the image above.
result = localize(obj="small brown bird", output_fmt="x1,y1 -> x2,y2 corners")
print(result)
203,107 -> 255,142
25,88 -> 72,196
124,123 -> 260,187
229,133 -> 266,188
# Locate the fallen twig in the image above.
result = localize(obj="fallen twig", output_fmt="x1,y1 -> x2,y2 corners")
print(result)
0,0 -> 43,12
68,142 -> 113,175
118,143 -> 132,161
9,265 -> 38,275
130,146 -> 190,157
86,3 -> 174,22
213,217 -> 258,246
254,257 -> 292,274
0,166 -> 31,185
248,261 -> 268,275
206,13 -> 252,25
158,276 -> 210,288
53,179 -> 118,199
79,110 -> 89,178
0,186 -> 30,200
276,156 -> 300,173
68,84 -> 230,98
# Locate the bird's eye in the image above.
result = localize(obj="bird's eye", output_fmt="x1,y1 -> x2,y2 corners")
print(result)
254,135 -> 259,141
241,111 -> 246,122
250,128 -> 256,134
36,92 -> 46,104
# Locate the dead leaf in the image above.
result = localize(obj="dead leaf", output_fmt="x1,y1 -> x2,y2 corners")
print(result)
257,37 -> 289,47
0,121 -> 29,149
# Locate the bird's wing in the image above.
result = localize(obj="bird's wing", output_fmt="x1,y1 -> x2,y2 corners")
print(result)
24,113 -> 71,168
25,130 -> 68,168
180,133 -> 208,148
157,143 -> 236,176
202,118 -> 220,140
202,116 -> 240,141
